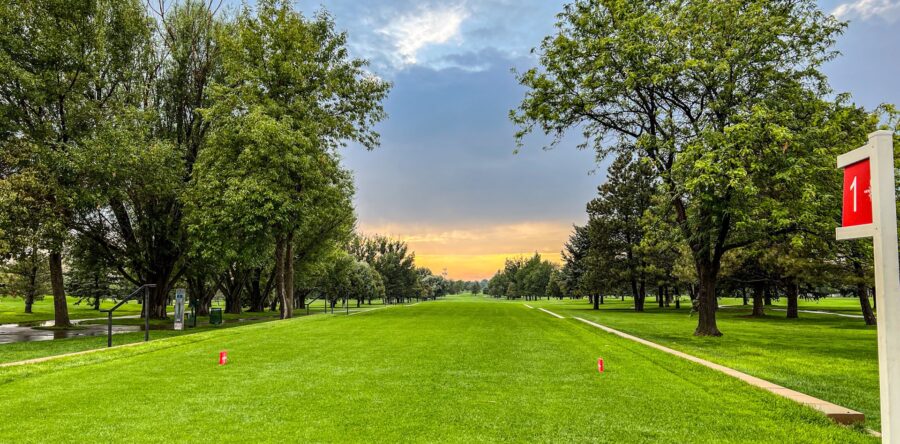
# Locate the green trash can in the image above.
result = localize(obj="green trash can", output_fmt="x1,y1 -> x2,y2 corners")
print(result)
210,308 -> 223,325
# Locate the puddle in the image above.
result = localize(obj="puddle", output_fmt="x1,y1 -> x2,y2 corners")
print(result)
0,314 -> 273,344
0,324 -> 142,344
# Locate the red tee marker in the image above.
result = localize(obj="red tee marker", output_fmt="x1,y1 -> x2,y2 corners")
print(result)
597,357 -> 604,373
219,350 -> 228,365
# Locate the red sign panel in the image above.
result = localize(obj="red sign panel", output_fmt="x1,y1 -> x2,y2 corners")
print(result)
842,159 -> 873,227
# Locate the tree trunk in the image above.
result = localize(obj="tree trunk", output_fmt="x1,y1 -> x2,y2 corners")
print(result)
763,286 -> 772,306
593,294 -> 599,310
224,293 -> 241,314
851,260 -> 877,325
742,287 -> 748,306
275,237 -> 287,319
187,275 -> 215,317
283,233 -> 294,319
633,291 -> 645,312
858,283 -> 877,326
786,282 -> 799,319
150,277 -> 172,319
657,287 -> 664,308
48,251 -> 71,327
751,284 -> 765,317
24,292 -> 35,314
694,264 -> 722,336
247,268 -> 265,312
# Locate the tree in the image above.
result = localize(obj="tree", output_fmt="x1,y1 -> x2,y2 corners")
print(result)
585,154 -> 655,311
0,244 -> 49,313
546,270 -> 564,300
520,254 -> 554,300
514,0 -> 847,336
190,1 -> 388,319
561,225 -> 589,299
485,253 -> 557,301
68,0 -> 219,320
66,236 -> 124,310
350,235 -> 418,304
0,0 -> 151,326
320,252 -> 354,309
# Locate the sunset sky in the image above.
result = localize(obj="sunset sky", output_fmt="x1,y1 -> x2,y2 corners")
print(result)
247,0 -> 900,281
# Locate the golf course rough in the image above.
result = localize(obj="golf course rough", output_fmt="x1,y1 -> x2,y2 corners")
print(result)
0,296 -> 876,443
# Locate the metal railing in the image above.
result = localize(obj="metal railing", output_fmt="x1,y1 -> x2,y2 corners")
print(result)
100,284 -> 156,347
304,295 -> 322,315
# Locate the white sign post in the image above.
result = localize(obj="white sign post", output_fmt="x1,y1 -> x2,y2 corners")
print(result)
836,130 -> 900,441
174,288 -> 186,331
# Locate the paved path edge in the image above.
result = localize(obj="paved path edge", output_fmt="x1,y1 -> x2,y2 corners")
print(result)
573,316 -> 866,426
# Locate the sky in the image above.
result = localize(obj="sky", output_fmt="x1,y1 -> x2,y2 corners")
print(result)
231,0 -> 900,280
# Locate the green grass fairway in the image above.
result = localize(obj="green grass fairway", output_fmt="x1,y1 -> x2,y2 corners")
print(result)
528,297 -> 880,431
0,310 -> 284,365
0,299 -> 361,364
0,296 -> 874,443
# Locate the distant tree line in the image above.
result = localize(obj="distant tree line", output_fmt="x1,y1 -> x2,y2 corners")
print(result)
484,253 -> 561,302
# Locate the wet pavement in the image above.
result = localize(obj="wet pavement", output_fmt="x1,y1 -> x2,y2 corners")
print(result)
0,314 -> 274,344
0,323 -> 143,344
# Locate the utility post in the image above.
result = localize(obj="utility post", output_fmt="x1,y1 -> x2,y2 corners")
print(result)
836,130 -> 900,442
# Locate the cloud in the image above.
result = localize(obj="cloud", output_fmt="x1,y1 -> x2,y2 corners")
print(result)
833,0 -> 900,22
377,4 -> 469,66
414,253 -> 562,281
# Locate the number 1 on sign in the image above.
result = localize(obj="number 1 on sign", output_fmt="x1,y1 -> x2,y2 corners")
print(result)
842,159 -> 872,228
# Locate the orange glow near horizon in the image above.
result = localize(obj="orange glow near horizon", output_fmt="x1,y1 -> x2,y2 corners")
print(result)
357,221 -> 571,281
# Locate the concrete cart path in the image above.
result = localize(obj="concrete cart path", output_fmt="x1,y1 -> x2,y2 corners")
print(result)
572,316 -> 866,426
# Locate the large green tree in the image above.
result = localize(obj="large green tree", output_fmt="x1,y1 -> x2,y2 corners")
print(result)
71,0 -> 219,319
514,0 -> 847,336
189,0 -> 388,319
0,0 -> 151,326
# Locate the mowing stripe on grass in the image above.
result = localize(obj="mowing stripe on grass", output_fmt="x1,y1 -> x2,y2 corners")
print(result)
0,340 -> 148,368
524,304 -> 534,309
347,306 -> 393,316
538,307 -> 565,319
772,308 -> 864,319
573,316 -> 865,425
718,305 -> 864,319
